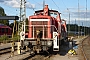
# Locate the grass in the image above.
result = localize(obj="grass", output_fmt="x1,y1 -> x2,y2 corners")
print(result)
0,34 -> 19,44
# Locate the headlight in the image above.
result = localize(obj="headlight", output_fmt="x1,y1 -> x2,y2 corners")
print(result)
47,41 -> 52,47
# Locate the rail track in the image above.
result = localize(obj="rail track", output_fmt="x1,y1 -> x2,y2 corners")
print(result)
22,55 -> 50,60
0,36 -> 79,60
0,46 -> 17,55
79,36 -> 90,60
20,43 -> 70,60
0,43 -> 50,60
0,44 -> 52,60
20,51 -> 53,60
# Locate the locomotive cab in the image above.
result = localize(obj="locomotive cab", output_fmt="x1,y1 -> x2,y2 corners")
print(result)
20,5 -> 67,53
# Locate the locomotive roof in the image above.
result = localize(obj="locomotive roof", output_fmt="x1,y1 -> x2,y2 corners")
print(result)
35,10 -> 60,14
30,5 -> 61,21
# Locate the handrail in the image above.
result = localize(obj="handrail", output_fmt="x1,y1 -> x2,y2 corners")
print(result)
25,25 -> 58,32
24,25 -> 59,38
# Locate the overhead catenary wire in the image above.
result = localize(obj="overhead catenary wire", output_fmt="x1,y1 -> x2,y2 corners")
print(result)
51,0 -> 70,33
61,0 -> 69,12
51,0 -> 68,20
32,0 -> 42,6
61,0 -> 73,29
51,0 -> 61,12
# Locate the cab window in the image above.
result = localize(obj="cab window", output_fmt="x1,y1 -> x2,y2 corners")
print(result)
50,12 -> 57,18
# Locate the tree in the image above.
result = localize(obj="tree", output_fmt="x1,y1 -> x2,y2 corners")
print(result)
0,6 -> 9,26
66,24 -> 78,32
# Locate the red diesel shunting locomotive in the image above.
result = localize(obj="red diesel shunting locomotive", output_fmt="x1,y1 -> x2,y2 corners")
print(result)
20,5 -> 67,53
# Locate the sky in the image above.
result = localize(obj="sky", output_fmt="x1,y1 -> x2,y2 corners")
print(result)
0,0 -> 90,27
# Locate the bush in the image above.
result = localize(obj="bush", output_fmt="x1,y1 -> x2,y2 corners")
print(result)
12,35 -> 20,42
0,34 -> 9,43
0,34 -> 9,40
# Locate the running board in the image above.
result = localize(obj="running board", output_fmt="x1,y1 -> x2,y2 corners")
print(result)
53,32 -> 59,51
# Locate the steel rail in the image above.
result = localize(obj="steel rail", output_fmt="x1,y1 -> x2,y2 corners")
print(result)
81,36 -> 88,60
0,46 -> 17,55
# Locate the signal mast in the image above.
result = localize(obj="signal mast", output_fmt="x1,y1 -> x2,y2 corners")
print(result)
19,0 -> 26,40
